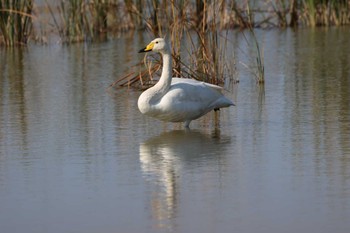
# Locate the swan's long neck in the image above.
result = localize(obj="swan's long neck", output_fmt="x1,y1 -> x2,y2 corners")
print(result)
138,47 -> 173,114
154,52 -> 172,94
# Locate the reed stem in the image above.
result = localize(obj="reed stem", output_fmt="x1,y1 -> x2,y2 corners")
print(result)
0,0 -> 33,46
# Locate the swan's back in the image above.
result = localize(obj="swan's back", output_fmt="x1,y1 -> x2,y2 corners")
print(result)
170,78 -> 232,108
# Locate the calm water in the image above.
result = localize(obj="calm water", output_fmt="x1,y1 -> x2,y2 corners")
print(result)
1,28 -> 350,233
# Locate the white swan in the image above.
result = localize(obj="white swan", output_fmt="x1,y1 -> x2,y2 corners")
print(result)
138,38 -> 234,128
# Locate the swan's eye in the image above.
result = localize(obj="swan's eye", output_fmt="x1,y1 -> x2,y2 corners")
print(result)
155,41 -> 158,44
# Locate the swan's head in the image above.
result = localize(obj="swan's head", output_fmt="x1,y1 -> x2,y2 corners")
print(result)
139,38 -> 169,54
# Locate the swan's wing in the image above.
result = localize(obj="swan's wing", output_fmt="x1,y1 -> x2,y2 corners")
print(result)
162,79 -> 232,111
171,78 -> 224,92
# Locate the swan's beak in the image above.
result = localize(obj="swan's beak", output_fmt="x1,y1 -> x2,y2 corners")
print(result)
138,42 -> 154,53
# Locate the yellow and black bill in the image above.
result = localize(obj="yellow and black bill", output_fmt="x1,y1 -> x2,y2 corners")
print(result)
138,42 -> 154,53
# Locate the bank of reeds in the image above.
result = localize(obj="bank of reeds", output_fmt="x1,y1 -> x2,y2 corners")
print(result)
45,0 -> 141,43
0,0 -> 33,46
300,0 -> 350,26
1,0 -> 350,46
1,1 -> 348,88
46,0 -> 113,43
114,0 -> 350,30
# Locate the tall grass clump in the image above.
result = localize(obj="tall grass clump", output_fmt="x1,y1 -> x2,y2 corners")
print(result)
110,0 -> 238,90
46,0 -> 127,43
47,0 -> 93,43
187,5 -> 237,85
270,0 -> 289,27
302,0 -> 317,26
166,0 -> 238,86
300,0 -> 350,26
0,0 -> 33,46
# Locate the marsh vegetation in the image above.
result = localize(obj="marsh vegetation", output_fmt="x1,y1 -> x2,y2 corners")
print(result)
1,0 -> 349,85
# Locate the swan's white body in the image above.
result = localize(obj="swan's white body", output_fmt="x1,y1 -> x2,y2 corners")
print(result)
138,38 -> 234,128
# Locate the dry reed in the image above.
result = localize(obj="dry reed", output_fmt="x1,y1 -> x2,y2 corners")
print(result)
2,0 -> 350,47
0,0 -> 33,46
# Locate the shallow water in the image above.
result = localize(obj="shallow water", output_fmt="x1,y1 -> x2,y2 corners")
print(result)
1,28 -> 350,233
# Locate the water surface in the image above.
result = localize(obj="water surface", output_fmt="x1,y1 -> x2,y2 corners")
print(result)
1,28 -> 350,233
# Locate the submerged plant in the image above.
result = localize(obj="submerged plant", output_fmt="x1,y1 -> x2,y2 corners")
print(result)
241,28 -> 265,84
252,30 -> 264,84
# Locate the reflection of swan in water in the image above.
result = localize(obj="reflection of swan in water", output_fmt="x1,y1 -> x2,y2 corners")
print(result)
139,130 -> 231,231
